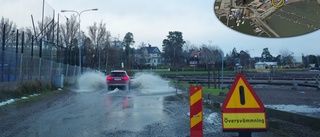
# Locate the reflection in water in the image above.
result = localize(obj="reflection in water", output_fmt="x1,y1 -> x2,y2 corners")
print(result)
102,72 -> 172,132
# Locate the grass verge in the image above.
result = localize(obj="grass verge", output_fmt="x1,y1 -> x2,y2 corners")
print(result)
155,70 -> 234,75
0,78 -> 74,106
172,79 -> 229,96
14,90 -> 63,105
2,89 -> 65,108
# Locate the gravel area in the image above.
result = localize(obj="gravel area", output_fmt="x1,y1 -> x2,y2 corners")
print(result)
254,85 -> 320,107
254,85 -> 320,118
207,85 -> 320,137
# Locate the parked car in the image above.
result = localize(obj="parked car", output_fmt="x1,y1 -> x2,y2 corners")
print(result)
106,70 -> 130,91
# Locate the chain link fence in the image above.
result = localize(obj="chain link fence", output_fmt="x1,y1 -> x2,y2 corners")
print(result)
1,50 -> 81,82
0,26 -> 93,92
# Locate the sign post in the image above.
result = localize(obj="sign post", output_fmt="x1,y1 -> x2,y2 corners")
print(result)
190,86 -> 203,137
221,73 -> 267,136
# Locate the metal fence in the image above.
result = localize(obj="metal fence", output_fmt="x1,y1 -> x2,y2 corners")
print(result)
0,27 -> 93,87
0,50 -> 82,82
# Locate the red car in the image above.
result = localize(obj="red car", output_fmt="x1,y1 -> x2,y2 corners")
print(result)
106,70 -> 130,91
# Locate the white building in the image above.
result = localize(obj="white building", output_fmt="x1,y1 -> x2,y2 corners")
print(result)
255,61 -> 277,69
137,44 -> 163,67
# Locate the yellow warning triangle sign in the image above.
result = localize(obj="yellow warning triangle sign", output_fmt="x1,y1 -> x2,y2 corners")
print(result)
222,73 -> 265,113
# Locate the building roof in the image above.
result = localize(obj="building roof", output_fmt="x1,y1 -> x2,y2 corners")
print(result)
144,44 -> 161,54
190,51 -> 203,58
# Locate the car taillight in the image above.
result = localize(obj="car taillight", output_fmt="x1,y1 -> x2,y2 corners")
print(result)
106,76 -> 112,81
123,76 -> 129,81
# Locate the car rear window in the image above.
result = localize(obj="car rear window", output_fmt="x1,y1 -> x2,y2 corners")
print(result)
110,72 -> 126,77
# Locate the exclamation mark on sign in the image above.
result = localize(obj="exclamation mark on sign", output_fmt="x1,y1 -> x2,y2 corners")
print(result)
239,86 -> 245,105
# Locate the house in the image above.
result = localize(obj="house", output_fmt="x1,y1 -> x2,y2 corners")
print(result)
136,44 -> 162,67
189,50 -> 205,67
255,61 -> 277,69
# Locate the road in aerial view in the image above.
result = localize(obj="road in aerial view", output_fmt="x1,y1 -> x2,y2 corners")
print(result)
1,72 -> 320,137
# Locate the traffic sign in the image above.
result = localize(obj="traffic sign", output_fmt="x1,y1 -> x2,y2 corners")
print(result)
222,73 -> 265,113
190,86 -> 203,137
221,73 -> 267,132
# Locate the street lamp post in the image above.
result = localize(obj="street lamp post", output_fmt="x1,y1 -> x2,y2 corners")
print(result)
193,55 -> 197,72
221,51 -> 224,92
122,46 -> 125,69
61,8 -> 98,75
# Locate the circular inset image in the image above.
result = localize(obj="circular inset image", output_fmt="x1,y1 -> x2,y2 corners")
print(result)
213,0 -> 320,38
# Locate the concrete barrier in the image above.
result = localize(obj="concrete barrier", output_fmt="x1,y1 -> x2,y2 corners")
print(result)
266,108 -> 320,130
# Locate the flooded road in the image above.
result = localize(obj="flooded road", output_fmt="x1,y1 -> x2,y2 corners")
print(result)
2,72 -> 320,137
0,73 -> 193,136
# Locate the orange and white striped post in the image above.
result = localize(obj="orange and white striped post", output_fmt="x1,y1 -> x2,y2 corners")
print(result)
190,86 -> 203,137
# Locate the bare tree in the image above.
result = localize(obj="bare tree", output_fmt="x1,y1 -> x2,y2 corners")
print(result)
58,15 -> 78,64
201,44 -> 223,88
183,40 -> 198,61
101,31 -> 111,70
87,21 -> 110,69
60,15 -> 78,48
0,17 -> 16,46
183,40 -> 197,52
201,44 -> 222,66
88,21 -> 107,46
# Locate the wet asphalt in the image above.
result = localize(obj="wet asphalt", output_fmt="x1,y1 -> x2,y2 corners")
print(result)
0,87 -> 226,137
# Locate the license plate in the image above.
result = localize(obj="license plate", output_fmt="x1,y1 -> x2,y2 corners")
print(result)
114,78 -> 121,81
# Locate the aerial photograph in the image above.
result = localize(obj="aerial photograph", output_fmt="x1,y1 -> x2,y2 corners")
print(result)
1,0 -> 320,137
214,0 -> 320,37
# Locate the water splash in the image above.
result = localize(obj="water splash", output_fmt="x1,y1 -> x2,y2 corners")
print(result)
75,71 -> 175,94
76,71 -> 106,92
131,72 -> 175,94
107,88 -> 121,94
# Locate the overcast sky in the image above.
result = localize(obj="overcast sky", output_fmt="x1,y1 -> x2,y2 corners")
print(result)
1,0 -> 319,57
